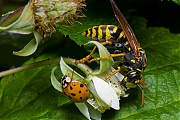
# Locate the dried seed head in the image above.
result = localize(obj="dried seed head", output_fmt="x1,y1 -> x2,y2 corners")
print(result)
33,0 -> 86,38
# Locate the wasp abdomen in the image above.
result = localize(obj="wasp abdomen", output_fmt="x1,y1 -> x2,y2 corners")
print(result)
82,25 -> 124,42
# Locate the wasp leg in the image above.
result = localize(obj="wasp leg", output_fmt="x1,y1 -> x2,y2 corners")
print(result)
75,41 -> 113,64
104,66 -> 124,81
76,46 -> 97,64
136,83 -> 147,107
87,52 -> 126,63
135,79 -> 148,86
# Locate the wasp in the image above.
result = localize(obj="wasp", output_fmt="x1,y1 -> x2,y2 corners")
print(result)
76,0 -> 147,107
106,40 -> 147,107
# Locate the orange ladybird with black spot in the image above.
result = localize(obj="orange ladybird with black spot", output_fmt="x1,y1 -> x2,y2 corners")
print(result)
61,75 -> 90,102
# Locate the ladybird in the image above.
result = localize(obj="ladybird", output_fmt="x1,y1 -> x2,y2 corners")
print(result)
61,75 -> 90,102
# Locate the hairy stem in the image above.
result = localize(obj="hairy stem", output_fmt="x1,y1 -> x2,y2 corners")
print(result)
0,58 -> 60,77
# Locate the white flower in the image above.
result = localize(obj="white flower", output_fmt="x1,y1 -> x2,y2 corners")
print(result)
51,58 -> 120,119
51,59 -> 102,120
50,41 -> 128,119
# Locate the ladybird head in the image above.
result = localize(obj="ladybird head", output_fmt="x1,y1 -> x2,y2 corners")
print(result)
61,75 -> 72,89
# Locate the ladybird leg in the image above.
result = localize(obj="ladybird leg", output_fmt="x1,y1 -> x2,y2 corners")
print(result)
75,41 -> 113,64
137,84 -> 145,107
87,52 -> 126,63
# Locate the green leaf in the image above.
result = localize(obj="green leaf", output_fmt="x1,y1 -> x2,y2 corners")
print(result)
0,55 -> 86,119
172,0 -> 180,5
105,23 -> 180,120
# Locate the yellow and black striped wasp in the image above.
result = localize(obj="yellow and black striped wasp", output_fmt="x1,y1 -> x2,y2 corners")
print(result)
76,0 -> 147,107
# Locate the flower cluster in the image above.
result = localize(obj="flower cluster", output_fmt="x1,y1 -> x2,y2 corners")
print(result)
34,0 -> 86,38
0,0 -> 86,56
51,41 -> 128,120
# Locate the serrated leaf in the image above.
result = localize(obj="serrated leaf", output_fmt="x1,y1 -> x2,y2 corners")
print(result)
100,16 -> 180,120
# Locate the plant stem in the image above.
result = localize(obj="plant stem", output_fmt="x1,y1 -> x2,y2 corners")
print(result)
0,58 -> 60,77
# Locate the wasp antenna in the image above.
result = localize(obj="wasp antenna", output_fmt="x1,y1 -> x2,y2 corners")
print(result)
141,88 -> 145,107
140,80 -> 148,86
137,84 -> 144,107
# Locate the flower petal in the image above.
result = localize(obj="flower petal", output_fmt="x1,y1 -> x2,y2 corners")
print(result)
85,102 -> 102,120
106,67 -> 128,98
92,76 -> 119,110
75,102 -> 91,120
0,1 -> 34,33
60,57 -> 84,80
92,66 -> 128,99
86,41 -> 114,75
50,66 -> 62,92
61,57 -> 93,75
13,31 -> 41,56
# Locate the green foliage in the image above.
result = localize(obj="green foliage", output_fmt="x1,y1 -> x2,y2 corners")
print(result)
172,0 -> 180,5
0,0 -> 180,119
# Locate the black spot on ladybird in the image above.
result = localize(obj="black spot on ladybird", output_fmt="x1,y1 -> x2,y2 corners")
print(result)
79,91 -> 81,93
70,86 -> 73,90
80,97 -> 82,100
71,93 -> 76,96
80,83 -> 84,87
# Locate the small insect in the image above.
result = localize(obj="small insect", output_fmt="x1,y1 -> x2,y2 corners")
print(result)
61,75 -> 90,102
104,41 -> 147,106
77,0 -> 147,106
